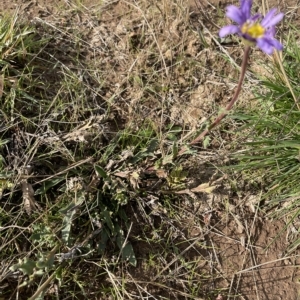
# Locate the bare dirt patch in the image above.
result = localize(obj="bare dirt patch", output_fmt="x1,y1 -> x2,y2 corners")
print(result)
213,215 -> 300,299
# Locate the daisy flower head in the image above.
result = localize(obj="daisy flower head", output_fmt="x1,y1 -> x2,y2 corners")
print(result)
219,0 -> 284,54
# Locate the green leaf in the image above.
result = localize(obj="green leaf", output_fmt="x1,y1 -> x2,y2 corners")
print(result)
121,242 -> 137,267
35,177 -> 65,195
166,125 -> 182,141
0,139 -> 10,146
94,165 -> 108,178
118,208 -> 128,223
34,269 -> 45,276
10,258 -> 36,275
36,253 -> 55,270
0,171 -> 14,179
203,136 -> 210,149
162,154 -> 173,165
60,191 -> 86,246
146,139 -> 159,153
98,229 -> 109,254
172,141 -> 178,158
100,208 -> 114,233
115,224 -> 136,267
129,138 -> 158,164
61,208 -> 76,246
31,224 -> 56,248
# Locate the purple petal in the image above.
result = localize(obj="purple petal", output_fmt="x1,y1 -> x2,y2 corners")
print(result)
240,0 -> 252,20
261,8 -> 284,27
261,8 -> 276,26
219,25 -> 240,38
265,26 -> 276,38
250,13 -> 262,22
269,38 -> 283,50
257,37 -> 283,54
226,5 -> 244,24
266,12 -> 284,27
257,38 -> 274,54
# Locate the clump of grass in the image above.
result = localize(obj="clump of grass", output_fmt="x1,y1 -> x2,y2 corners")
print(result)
231,32 -> 300,223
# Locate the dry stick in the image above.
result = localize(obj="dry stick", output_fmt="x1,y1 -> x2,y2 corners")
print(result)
177,46 -> 251,156
28,271 -> 57,300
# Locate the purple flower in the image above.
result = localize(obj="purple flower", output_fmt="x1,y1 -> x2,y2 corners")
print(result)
219,0 -> 284,54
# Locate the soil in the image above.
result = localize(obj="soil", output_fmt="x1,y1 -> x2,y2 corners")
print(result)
1,1 -> 300,300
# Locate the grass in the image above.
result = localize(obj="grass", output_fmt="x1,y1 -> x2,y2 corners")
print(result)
1,1 -> 300,299
0,3 -> 226,299
231,31 -> 300,246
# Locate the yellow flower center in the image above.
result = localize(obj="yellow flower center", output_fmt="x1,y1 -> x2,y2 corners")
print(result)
241,23 -> 265,38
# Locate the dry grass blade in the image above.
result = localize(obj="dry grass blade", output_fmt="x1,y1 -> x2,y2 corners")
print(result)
152,234 -> 204,281
235,255 -> 300,275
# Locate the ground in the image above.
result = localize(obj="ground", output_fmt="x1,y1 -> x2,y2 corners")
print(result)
1,0 -> 300,299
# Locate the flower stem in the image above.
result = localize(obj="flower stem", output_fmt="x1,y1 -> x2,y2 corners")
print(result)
178,46 -> 251,156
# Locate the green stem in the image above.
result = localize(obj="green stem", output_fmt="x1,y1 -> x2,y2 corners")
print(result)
178,46 -> 251,156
